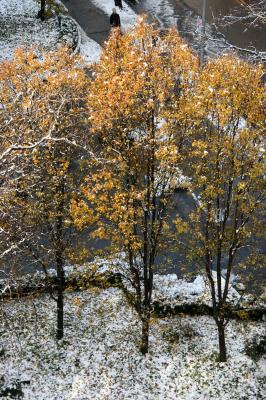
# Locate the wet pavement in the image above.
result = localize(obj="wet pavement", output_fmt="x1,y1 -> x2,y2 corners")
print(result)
181,0 -> 266,52
61,0 -> 110,45
60,1 -> 265,58
126,0 -> 266,57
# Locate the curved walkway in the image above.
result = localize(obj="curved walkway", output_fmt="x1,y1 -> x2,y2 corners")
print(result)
61,0 -> 111,45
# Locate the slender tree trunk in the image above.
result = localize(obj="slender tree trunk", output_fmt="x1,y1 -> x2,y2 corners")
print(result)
56,291 -> 64,340
140,312 -> 150,355
217,321 -> 227,362
56,255 -> 65,340
55,179 -> 65,340
38,0 -> 46,21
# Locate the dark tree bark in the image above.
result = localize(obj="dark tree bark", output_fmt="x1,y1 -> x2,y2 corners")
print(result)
138,111 -> 157,355
56,254 -> 65,340
140,311 -> 150,355
37,0 -> 46,21
217,321 -> 227,362
124,111 -> 159,356
55,179 -> 65,340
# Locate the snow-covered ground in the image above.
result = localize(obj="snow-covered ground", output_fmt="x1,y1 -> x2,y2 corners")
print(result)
0,0 -> 102,65
1,287 -> 265,399
153,273 -> 241,306
137,0 -> 180,27
79,31 -> 102,64
0,0 -> 62,61
2,254 -> 261,309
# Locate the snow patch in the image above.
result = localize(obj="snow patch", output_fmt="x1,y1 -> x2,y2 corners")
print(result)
79,31 -> 102,64
0,287 -> 265,399
0,0 -> 61,61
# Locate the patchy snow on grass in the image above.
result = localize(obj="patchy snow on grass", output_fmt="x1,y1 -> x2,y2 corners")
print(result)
72,21 -> 102,65
1,287 -> 265,399
91,0 -> 137,31
0,0 -> 61,62
0,255 -> 246,308
152,272 -> 248,311
81,255 -> 241,307
0,0 -> 102,66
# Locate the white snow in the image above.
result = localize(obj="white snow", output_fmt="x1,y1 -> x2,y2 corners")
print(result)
154,274 -> 206,299
139,0 -> 178,28
0,255 -> 245,309
81,255 -> 241,307
0,287 -> 265,399
79,30 -> 102,64
0,0 -> 102,65
153,272 -> 241,308
0,0 -> 61,62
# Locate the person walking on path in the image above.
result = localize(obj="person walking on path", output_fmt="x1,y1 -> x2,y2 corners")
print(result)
110,8 -> 121,28
114,0 -> 123,10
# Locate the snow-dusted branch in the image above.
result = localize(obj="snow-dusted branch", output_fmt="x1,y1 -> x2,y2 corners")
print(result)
221,0 -> 266,27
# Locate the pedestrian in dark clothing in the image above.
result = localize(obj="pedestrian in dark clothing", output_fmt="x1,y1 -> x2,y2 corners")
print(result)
115,0 -> 123,10
110,8 -> 121,28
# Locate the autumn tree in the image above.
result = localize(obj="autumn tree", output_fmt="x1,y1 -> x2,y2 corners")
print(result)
0,48 -> 90,339
71,20 -> 198,354
181,56 -> 265,362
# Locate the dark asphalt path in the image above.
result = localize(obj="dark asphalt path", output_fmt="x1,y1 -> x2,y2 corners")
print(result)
181,0 -> 266,52
61,0 -> 111,45
61,1 -> 266,54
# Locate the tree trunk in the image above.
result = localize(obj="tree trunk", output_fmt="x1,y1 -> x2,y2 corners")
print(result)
55,179 -> 65,340
217,321 -> 227,362
56,292 -> 64,340
38,0 -> 46,21
56,257 -> 65,340
140,314 -> 150,355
